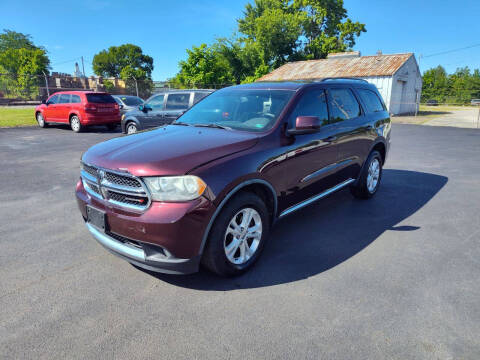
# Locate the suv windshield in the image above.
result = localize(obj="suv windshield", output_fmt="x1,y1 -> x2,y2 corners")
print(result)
175,89 -> 294,132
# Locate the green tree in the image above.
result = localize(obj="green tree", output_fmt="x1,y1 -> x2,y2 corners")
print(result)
421,66 -> 448,103
0,29 -> 50,99
171,44 -> 235,88
0,29 -> 39,52
174,0 -> 366,85
92,44 -> 154,97
422,65 -> 480,105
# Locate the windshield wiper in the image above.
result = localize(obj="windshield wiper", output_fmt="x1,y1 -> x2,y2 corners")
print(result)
193,123 -> 232,130
171,121 -> 192,126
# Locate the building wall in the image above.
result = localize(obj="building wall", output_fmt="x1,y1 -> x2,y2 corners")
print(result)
356,57 -> 422,115
390,56 -> 422,115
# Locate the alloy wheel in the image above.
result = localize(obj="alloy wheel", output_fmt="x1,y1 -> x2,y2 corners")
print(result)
367,158 -> 380,193
127,123 -> 137,134
71,117 -> 80,132
224,207 -> 262,265
36,113 -> 44,127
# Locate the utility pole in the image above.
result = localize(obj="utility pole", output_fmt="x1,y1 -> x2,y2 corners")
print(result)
42,71 -> 49,97
415,54 -> 422,118
81,56 -> 86,78
133,77 -> 139,97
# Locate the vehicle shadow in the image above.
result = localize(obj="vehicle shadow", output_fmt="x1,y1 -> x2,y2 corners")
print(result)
45,124 -> 122,134
145,169 -> 448,290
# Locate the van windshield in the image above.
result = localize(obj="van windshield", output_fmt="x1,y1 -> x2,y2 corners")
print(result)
174,89 -> 294,132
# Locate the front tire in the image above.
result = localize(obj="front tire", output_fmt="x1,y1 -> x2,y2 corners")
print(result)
70,115 -> 83,133
126,122 -> 138,134
350,150 -> 383,199
36,112 -> 47,128
202,192 -> 270,277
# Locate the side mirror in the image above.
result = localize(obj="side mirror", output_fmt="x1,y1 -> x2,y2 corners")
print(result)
287,116 -> 322,136
119,104 -> 124,109
138,104 -> 144,111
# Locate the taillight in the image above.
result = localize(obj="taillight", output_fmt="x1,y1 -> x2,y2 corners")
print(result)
114,103 -> 119,110
85,103 -> 97,112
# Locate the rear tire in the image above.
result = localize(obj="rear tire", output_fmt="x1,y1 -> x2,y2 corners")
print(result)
202,192 -> 270,277
126,122 -> 138,134
70,115 -> 83,133
36,112 -> 47,128
350,150 -> 383,199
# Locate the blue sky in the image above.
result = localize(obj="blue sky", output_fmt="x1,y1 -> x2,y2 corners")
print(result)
1,0 -> 479,79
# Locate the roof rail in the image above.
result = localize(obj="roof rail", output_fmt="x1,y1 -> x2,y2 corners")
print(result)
321,77 -> 369,83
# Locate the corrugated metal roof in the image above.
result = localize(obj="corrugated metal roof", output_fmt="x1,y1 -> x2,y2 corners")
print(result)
258,53 -> 414,81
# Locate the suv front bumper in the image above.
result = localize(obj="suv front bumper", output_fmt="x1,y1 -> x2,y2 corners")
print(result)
86,223 -> 201,274
76,179 -> 215,274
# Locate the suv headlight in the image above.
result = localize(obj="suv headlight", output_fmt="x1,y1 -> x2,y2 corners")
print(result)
143,176 -> 207,201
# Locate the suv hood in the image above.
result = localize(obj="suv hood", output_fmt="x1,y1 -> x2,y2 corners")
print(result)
82,125 -> 259,176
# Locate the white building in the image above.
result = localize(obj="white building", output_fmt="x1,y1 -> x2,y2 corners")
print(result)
258,51 -> 422,115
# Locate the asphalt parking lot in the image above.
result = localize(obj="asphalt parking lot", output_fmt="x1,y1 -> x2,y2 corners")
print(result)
1,124 -> 479,359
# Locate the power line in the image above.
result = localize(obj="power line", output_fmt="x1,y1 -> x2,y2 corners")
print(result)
51,57 -> 81,66
423,43 -> 480,58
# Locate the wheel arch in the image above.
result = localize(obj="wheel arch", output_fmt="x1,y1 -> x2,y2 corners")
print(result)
199,179 -> 277,255
69,112 -> 80,123
354,139 -> 387,186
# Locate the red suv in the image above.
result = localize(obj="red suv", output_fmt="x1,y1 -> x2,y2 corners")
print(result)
76,80 -> 391,276
35,91 -> 120,132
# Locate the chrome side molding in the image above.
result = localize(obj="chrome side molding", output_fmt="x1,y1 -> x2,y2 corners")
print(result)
279,178 -> 355,218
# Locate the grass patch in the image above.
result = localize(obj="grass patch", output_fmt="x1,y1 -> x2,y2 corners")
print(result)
419,105 -> 476,112
0,106 -> 37,127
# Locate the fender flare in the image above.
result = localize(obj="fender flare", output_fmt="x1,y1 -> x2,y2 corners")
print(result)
198,178 -> 277,255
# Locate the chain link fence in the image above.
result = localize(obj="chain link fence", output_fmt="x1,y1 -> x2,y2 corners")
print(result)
0,73 -> 234,105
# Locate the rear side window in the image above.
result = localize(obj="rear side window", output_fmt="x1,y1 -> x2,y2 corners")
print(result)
357,89 -> 385,113
58,94 -> 71,104
193,92 -> 209,105
71,95 -> 81,103
86,94 -> 116,104
166,93 -> 190,110
327,88 -> 361,123
288,89 -> 329,128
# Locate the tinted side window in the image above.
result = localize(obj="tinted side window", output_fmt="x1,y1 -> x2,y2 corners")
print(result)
47,95 -> 59,104
166,93 -> 190,110
288,89 -> 329,128
193,92 -> 209,105
357,89 -> 385,113
146,95 -> 164,110
58,94 -> 71,104
327,88 -> 361,123
71,95 -> 81,103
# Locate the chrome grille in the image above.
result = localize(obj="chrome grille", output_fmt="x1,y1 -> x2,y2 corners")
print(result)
80,162 -> 150,211
107,191 -> 148,206
105,172 -> 142,188
83,163 -> 98,177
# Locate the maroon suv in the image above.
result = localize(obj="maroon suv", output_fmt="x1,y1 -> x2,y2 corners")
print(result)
76,80 -> 391,276
35,91 -> 120,132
